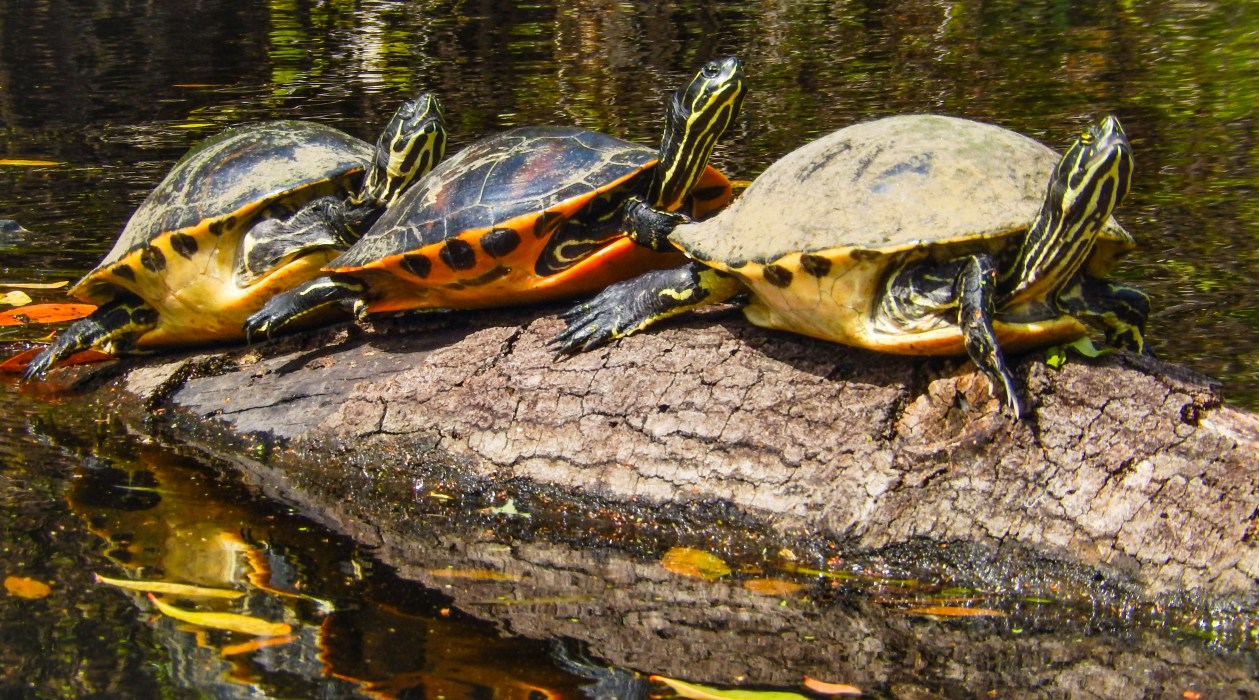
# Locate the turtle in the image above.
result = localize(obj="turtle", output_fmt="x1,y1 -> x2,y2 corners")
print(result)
21,92 -> 447,379
552,114 -> 1151,419
242,57 -> 746,338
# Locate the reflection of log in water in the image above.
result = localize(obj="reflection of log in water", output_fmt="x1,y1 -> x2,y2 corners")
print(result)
90,305 -> 1259,692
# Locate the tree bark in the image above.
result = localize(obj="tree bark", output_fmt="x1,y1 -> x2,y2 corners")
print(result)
105,304 -> 1258,602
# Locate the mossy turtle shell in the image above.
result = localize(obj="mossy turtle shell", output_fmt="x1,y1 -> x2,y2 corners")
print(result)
673,114 -> 1132,268
669,114 -> 1136,355
74,120 -> 372,304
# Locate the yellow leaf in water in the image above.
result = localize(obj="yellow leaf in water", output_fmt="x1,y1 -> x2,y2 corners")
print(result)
0,281 -> 69,290
742,578 -> 806,597
220,634 -> 297,656
0,159 -> 63,167
0,291 -> 31,307
4,576 -> 52,599
651,675 -> 810,699
147,594 -> 291,636
170,123 -> 214,129
660,547 -> 731,581
95,573 -> 245,599
802,676 -> 863,696
902,605 -> 1007,618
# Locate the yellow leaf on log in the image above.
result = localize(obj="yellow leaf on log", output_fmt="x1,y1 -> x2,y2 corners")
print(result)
660,547 -> 731,581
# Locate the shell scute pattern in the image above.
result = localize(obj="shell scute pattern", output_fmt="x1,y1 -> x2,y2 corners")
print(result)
330,126 -> 655,273
92,122 -> 371,274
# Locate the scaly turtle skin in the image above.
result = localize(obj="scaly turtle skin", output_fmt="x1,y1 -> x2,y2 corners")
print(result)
22,93 -> 447,379
244,57 -> 746,338
554,115 -> 1150,419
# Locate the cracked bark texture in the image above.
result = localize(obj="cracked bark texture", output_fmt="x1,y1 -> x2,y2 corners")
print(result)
117,306 -> 1259,600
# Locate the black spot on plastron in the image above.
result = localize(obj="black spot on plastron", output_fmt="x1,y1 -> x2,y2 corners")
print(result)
458,265 -> 511,287
800,254 -> 832,277
170,233 -> 198,259
208,219 -> 226,236
762,264 -> 793,288
850,248 -> 881,262
140,246 -> 166,273
480,228 -> 522,258
533,210 -> 564,239
439,238 -> 477,271
400,253 -> 432,279
111,264 -> 137,282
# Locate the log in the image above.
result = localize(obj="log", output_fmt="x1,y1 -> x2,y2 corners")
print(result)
89,303 -> 1258,606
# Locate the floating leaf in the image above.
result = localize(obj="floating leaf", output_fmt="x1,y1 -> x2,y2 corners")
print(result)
0,291 -> 31,307
661,547 -> 731,581
4,575 -> 52,599
651,675 -> 809,699
0,303 -> 97,326
902,605 -> 1007,618
0,159 -> 63,167
802,676 -> 862,696
0,280 -> 69,290
487,499 -> 531,518
743,578 -> 805,597
220,634 -> 297,656
95,573 -> 244,599
171,123 -> 214,129
0,347 -> 114,373
147,594 -> 292,637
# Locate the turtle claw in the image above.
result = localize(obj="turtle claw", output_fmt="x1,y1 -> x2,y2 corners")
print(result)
549,302 -> 620,354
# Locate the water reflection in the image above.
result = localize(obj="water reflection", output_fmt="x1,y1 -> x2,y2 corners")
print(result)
3,0 -> 1259,695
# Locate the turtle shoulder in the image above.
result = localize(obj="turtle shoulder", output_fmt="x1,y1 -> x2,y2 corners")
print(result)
90,121 -> 372,273
675,114 -> 1063,265
332,125 -> 655,271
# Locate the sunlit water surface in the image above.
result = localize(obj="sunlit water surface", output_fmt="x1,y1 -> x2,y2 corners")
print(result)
1,1 -> 1258,696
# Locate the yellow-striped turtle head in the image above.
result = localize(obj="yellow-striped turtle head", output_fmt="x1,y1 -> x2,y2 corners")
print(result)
648,57 -> 746,212
356,92 -> 447,208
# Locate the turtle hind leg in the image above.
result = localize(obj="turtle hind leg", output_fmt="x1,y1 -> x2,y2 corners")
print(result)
957,256 -> 1024,419
243,274 -> 367,342
1057,274 -> 1153,356
22,293 -> 157,381
550,262 -> 740,353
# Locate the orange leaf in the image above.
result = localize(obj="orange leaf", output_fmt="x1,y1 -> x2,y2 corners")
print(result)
0,347 -> 114,373
0,303 -> 97,326
802,676 -> 863,696
661,547 -> 731,581
743,578 -> 806,596
4,575 -> 52,599
902,605 -> 1007,618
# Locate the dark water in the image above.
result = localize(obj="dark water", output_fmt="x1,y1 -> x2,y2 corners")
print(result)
1,0 -> 1258,697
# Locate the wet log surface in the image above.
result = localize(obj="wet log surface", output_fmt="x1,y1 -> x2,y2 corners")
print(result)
110,305 -> 1259,600
64,304 -> 1259,696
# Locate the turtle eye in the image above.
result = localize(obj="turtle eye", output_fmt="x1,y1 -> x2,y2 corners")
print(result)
702,61 -> 721,78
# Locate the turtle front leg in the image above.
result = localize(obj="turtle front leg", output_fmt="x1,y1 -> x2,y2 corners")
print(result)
551,261 -> 741,352
244,274 -> 368,342
22,293 -> 158,380
956,256 -> 1024,419
621,196 -> 690,252
1057,273 -> 1153,356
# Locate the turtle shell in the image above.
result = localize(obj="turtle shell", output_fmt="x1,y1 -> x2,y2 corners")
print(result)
71,121 -> 372,345
326,125 -> 729,313
671,115 -> 1134,354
